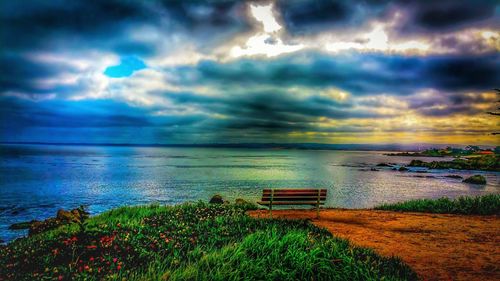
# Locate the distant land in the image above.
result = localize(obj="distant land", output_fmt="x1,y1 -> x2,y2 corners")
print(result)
0,142 -> 496,152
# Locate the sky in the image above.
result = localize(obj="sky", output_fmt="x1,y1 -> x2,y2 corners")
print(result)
1,0 -> 499,145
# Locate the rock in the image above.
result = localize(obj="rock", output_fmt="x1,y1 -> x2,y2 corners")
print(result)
445,175 -> 463,179
29,218 -> 61,235
29,206 -> 89,236
398,166 -> 409,171
463,175 -> 487,185
408,160 -> 425,167
209,194 -> 224,204
235,198 -> 248,205
9,220 -> 38,230
57,209 -> 75,222
370,168 -> 379,171
376,163 -> 392,167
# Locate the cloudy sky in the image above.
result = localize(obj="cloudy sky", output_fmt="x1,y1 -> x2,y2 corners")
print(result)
1,0 -> 499,145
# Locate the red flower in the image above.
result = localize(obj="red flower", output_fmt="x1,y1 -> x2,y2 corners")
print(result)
86,245 -> 97,249
58,275 -> 63,281
117,265 -> 122,270
113,258 -> 118,263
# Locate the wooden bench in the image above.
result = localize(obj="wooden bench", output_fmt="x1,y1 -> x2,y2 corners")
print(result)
257,188 -> 327,218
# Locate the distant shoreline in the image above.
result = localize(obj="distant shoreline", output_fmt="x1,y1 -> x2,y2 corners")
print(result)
1,141 -> 496,152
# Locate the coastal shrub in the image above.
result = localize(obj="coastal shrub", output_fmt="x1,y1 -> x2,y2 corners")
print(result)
462,175 -> 487,185
375,194 -> 500,215
0,202 -> 417,281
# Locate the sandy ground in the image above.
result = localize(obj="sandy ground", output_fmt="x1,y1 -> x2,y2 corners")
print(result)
248,209 -> 500,281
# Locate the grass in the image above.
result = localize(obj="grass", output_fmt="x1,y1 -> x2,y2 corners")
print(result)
0,202 -> 418,281
375,194 -> 500,215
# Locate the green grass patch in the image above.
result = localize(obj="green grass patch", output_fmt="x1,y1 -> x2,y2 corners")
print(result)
375,194 -> 500,215
1,202 -> 417,280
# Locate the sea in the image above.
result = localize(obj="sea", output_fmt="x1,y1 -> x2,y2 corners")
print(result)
1,144 -> 498,242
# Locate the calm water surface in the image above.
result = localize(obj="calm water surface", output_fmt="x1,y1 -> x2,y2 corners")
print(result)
1,144 -> 498,242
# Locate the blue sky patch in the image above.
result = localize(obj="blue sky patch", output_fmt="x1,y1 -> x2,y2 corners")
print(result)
104,56 -> 146,78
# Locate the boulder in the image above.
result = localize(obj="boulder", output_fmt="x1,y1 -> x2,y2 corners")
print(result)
398,166 -> 409,171
57,209 -> 75,222
463,175 -> 487,185
209,194 -> 224,204
9,220 -> 38,230
28,206 -> 89,236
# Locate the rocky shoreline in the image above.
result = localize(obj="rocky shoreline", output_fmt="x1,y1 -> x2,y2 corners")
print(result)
9,206 -> 89,236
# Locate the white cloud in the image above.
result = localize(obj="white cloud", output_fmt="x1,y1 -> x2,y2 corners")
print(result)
249,3 -> 282,33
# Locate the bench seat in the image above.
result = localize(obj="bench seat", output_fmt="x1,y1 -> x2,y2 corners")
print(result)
257,188 -> 327,218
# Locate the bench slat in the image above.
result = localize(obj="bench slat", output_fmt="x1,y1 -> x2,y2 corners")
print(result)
263,191 -> 326,196
261,196 -> 326,201
263,189 -> 327,192
262,192 -> 326,197
257,201 -> 326,205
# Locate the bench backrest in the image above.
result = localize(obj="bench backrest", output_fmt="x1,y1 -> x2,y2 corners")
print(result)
261,188 -> 327,205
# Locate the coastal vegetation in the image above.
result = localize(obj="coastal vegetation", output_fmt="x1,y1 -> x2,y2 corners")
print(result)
386,146 -> 498,157
408,155 -> 499,172
462,175 -> 487,185
375,194 -> 500,215
0,201 -> 417,281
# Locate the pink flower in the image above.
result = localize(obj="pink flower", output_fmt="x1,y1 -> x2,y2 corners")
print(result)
113,258 -> 117,263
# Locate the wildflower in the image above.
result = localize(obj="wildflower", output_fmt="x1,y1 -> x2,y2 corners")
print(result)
113,258 -> 118,263
58,275 -> 63,280
117,265 -> 122,270
86,245 -> 97,249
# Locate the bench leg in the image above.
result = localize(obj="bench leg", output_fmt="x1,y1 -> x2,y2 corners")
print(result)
269,204 -> 273,219
316,204 -> 320,219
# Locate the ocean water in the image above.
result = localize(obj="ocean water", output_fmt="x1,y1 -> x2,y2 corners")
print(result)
0,144 -> 498,242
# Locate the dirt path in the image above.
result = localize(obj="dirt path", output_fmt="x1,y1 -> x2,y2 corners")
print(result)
248,209 -> 500,281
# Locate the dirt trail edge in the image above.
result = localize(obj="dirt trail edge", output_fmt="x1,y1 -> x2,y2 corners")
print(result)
248,209 -> 500,281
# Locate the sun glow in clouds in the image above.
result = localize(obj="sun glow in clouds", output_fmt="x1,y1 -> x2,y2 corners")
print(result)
231,3 -> 304,58
250,3 -> 282,33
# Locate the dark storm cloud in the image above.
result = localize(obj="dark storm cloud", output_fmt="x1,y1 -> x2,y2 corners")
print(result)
399,0 -> 498,33
0,0 -> 249,52
185,52 -> 499,95
277,0 -> 388,34
406,91 -> 498,117
159,88 -> 389,134
0,53 -> 89,96
277,0 -> 499,35
0,97 -> 206,131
